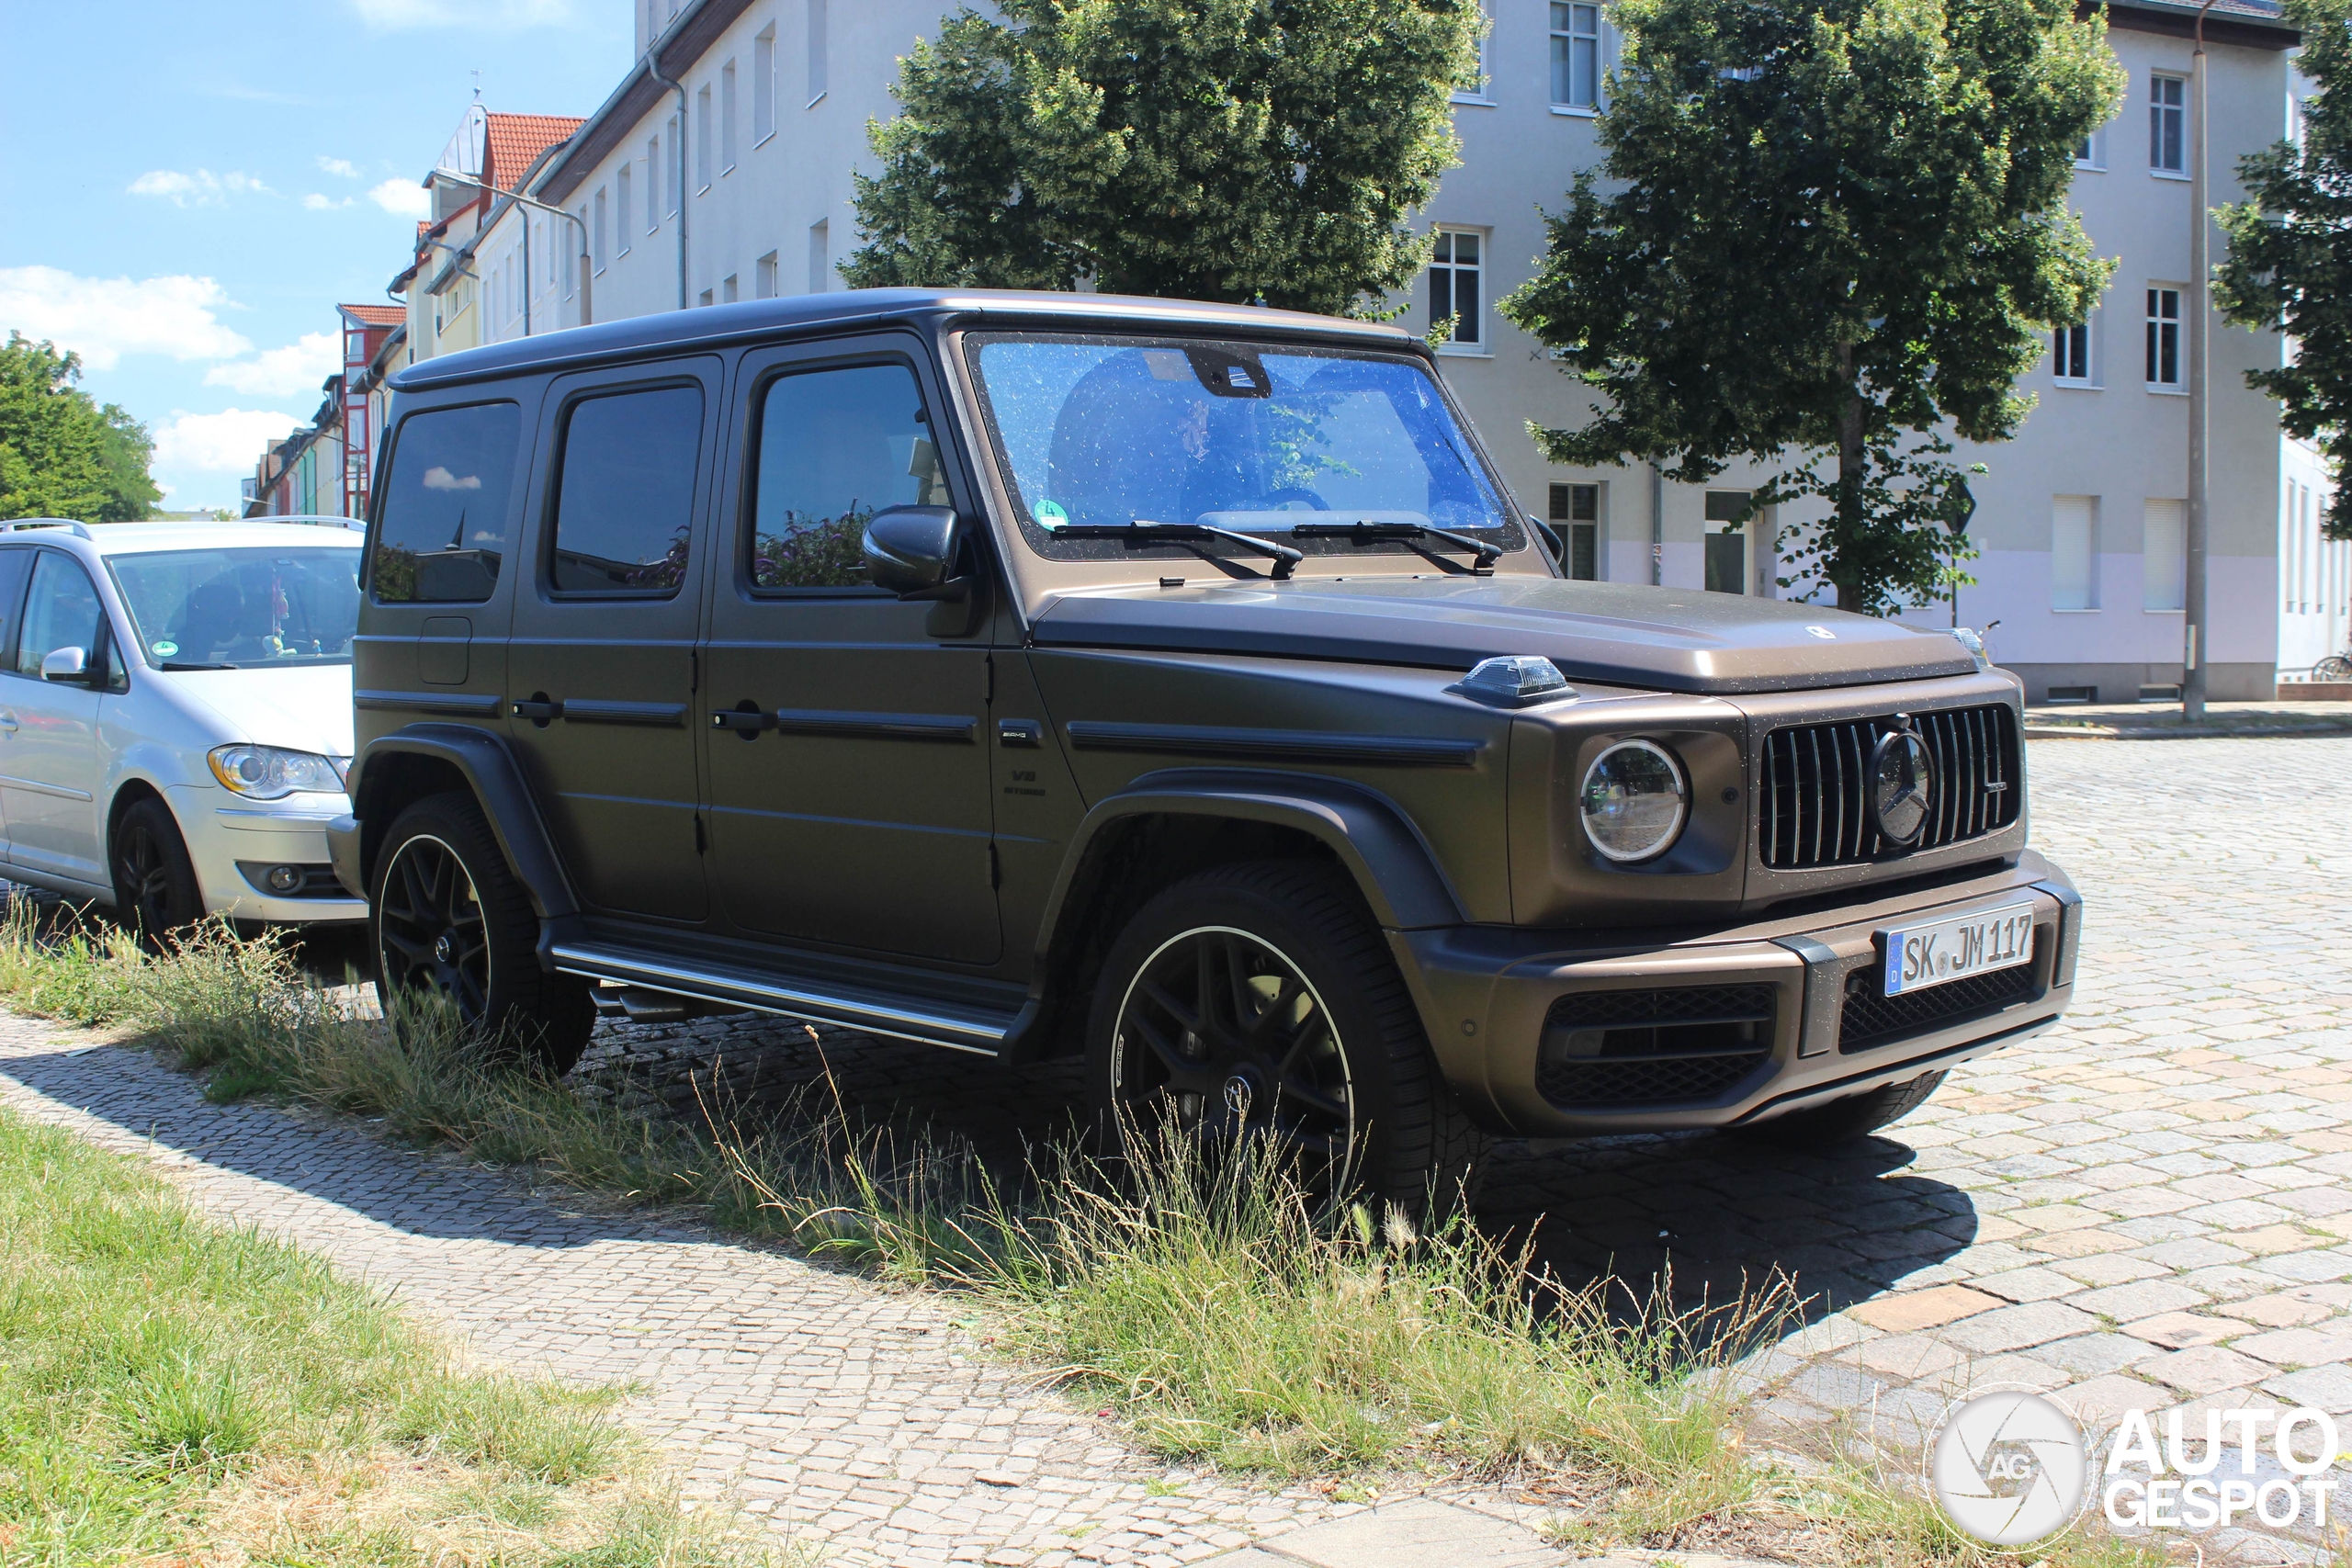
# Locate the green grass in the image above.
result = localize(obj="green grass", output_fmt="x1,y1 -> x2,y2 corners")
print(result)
0,1098 -> 772,1566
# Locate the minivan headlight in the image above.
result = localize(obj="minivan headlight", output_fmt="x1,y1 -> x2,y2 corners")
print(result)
208,745 -> 347,800
1580,739 -> 1688,863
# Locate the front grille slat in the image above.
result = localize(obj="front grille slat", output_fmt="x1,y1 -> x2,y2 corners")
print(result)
1758,702 -> 2020,872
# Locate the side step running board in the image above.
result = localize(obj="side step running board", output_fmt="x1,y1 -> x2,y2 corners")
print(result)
548,942 -> 1013,1056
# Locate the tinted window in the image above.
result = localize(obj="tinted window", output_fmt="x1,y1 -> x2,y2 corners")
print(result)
0,549 -> 34,660
17,553 -> 102,679
107,547 -> 362,668
549,385 -> 704,595
749,363 -> 946,591
372,401 -> 522,604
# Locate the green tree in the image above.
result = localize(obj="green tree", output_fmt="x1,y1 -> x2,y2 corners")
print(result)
1499,0 -> 2123,613
2218,0 -> 2352,537
841,0 -> 1484,316
0,334 -> 161,523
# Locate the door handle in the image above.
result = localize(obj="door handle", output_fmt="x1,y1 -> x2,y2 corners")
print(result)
711,705 -> 776,735
510,697 -> 562,723
0,711 -> 19,733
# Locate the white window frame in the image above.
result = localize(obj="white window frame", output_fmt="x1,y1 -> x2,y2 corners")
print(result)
754,27 -> 778,144
645,135 -> 662,229
721,59 -> 739,174
616,164 -> 633,255
1550,2 -> 1602,115
1453,2 -> 1493,105
2052,495 -> 2099,611
695,84 -> 714,191
593,187 -> 608,275
2053,311 -> 2096,387
2143,498 -> 2186,612
808,0 -> 829,107
808,218 -> 831,292
2075,124 -> 2106,171
755,250 -> 779,299
2151,73 -> 2188,176
2145,286 -> 2183,390
1429,227 -> 1487,355
722,272 -> 740,303
666,114 -> 683,215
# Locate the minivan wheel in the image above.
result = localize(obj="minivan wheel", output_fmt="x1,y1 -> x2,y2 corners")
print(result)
111,797 -> 205,949
1731,1069 -> 1948,1147
1085,860 -> 1481,1211
372,791 -> 593,1074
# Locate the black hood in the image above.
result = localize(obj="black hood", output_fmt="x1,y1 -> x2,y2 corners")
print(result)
1029,576 -> 1978,694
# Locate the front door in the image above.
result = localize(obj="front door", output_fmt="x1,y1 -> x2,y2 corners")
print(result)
2,549 -> 113,886
702,338 -> 999,964
505,359 -> 719,924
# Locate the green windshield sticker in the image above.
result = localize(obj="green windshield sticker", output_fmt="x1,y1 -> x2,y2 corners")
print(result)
152,640 -> 178,657
1032,499 -> 1069,529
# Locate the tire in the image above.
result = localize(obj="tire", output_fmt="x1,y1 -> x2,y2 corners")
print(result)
1732,1069 -> 1947,1147
2315,654 -> 2352,682
111,797 -> 206,950
1085,859 -> 1481,1212
371,791 -> 593,1074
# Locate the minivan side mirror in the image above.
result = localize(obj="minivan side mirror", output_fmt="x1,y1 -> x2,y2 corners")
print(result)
40,646 -> 90,684
862,505 -> 968,602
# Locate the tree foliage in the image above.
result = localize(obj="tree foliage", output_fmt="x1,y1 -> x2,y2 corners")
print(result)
841,0 -> 1484,315
2217,0 -> 2352,538
1499,0 -> 2122,613
0,334 -> 161,524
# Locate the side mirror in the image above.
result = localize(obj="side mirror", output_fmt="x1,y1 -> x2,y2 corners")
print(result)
862,505 -> 968,602
40,646 -> 90,684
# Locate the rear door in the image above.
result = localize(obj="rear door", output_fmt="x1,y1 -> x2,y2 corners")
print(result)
503,359 -> 718,925
701,335 -> 999,964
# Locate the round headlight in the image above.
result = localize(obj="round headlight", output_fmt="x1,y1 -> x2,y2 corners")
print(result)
1579,739 -> 1689,863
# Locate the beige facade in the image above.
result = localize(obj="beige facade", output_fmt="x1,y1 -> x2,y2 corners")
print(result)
433,0 -> 2344,700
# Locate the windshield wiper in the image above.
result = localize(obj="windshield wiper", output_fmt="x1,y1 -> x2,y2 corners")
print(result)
1047,520 -> 1304,581
1289,520 -> 1499,574
160,660 -> 237,671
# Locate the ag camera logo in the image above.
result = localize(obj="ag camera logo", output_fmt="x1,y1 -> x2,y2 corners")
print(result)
1928,1391 -> 2089,1546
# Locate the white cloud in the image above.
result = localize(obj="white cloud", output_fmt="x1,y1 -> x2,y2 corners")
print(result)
423,466 -> 481,491
369,178 -> 431,219
350,0 -> 571,28
204,332 -> 341,397
315,156 -> 362,179
0,266 -> 252,368
302,193 -> 356,211
128,169 -> 275,208
153,409 -> 301,473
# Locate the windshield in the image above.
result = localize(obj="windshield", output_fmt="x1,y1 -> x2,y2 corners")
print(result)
107,547 -> 363,669
966,333 -> 1521,564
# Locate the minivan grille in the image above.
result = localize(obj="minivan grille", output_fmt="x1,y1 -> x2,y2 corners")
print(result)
1759,704 -> 2020,871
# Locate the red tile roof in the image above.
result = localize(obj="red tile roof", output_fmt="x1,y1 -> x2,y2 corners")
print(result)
484,113 -> 584,190
339,303 -> 407,328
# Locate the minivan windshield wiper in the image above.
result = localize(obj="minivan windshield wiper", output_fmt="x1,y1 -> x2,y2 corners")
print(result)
1289,520 -> 1499,574
160,660 -> 238,671
1045,519 -> 1304,581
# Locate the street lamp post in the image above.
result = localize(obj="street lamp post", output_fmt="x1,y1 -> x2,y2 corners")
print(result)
431,170 -> 592,329
2184,0 -> 2218,720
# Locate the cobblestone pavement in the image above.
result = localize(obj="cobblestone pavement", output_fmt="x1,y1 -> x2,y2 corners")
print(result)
4,735 -> 2349,1564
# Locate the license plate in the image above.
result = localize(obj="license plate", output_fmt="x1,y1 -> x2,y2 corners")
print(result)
1880,902 -> 2037,997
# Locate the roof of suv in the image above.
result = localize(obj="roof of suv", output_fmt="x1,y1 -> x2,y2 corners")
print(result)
390,288 -> 1421,392
0,518 -> 363,556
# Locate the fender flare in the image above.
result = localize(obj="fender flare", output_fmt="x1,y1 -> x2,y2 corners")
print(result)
1004,768 -> 1465,1059
344,724 -> 579,927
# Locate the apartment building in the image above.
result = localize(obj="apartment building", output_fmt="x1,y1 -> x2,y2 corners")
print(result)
425,0 -> 2349,699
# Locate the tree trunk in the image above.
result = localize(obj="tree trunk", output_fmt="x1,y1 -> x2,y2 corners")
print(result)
1835,341 -> 1865,613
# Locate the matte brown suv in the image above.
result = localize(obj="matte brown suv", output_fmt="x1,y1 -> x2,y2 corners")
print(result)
329,289 -> 2081,1201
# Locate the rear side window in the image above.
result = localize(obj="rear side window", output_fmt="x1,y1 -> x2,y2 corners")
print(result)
0,548 -> 33,660
548,385 -> 704,596
749,363 -> 947,591
371,401 -> 522,604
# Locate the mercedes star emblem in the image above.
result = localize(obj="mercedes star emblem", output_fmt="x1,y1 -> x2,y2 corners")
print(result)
1871,723 -> 1935,845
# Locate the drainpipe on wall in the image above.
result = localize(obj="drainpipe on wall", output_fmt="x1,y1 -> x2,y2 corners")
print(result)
1649,462 -> 1665,586
2182,0 -> 2219,719
648,49 -> 691,312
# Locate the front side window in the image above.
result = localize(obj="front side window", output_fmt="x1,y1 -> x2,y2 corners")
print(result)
17,553 -> 105,680
108,547 -> 361,668
1430,231 -> 1482,347
1551,2 -> 1600,108
2151,73 -> 2186,173
371,401 -> 522,604
966,333 -> 1517,565
549,385 -> 704,595
2146,288 -> 2181,386
748,362 -> 945,591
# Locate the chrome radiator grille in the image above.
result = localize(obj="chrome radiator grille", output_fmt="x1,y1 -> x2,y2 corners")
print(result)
1758,703 -> 2020,871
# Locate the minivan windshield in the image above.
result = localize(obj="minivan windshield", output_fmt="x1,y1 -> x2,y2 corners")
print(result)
965,333 -> 1519,565
107,547 -> 363,669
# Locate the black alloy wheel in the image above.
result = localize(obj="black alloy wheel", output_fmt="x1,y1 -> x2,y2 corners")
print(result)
375,833 -> 491,1023
1110,925 -> 1354,1159
111,797 -> 204,948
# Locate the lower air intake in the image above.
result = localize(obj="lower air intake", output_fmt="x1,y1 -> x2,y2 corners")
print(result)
1536,984 -> 1778,1109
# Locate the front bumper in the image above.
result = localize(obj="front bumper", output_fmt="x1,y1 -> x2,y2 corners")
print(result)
168,785 -> 368,925
1396,852 -> 2080,1138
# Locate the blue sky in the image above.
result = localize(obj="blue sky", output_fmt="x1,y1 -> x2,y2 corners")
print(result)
0,0 -> 635,511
